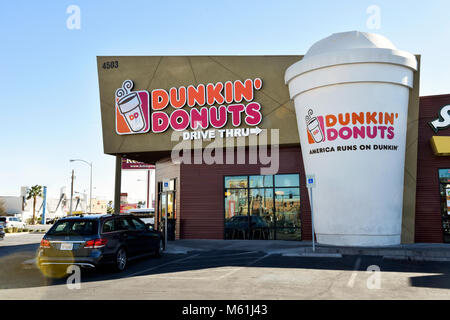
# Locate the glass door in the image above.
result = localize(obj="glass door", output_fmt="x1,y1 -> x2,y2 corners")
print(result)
158,191 -> 176,240
158,192 -> 167,233
167,192 -> 175,219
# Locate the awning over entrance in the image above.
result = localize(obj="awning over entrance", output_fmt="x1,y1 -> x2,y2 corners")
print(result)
431,136 -> 450,156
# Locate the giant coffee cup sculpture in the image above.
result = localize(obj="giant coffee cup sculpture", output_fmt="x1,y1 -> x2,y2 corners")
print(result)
285,31 -> 417,246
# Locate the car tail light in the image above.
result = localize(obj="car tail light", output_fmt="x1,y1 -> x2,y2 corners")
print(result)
84,238 -> 108,249
40,239 -> 51,248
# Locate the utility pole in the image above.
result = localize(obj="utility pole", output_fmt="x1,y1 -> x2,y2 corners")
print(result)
114,155 -> 122,214
70,159 -> 93,213
69,170 -> 74,216
89,164 -> 92,213
41,186 -> 47,224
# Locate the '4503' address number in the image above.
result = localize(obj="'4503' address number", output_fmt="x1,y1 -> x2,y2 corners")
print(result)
102,61 -> 118,69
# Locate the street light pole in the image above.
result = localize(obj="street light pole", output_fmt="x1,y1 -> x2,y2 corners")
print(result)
70,159 -> 93,213
69,170 -> 74,215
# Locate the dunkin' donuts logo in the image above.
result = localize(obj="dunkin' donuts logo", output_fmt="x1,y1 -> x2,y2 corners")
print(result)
115,78 -> 263,135
306,109 -> 399,144
115,80 -> 150,135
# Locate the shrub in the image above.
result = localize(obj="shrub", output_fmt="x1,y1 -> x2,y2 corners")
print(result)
22,228 -> 28,232
4,228 -> 11,233
12,227 -> 18,233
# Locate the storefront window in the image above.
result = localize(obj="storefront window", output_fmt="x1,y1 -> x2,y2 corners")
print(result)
224,189 -> 248,219
274,187 -> 301,240
438,169 -> 450,184
439,169 -> 450,242
249,175 -> 273,188
275,174 -> 300,187
225,176 -> 248,189
224,174 -> 301,240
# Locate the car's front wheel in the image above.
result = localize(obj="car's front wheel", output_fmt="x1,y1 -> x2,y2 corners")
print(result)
114,247 -> 127,272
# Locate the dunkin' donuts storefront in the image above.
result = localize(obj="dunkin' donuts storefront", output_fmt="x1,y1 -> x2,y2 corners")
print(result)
97,31 -> 448,246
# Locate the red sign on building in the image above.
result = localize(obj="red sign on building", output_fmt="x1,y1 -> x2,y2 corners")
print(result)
121,158 -> 155,170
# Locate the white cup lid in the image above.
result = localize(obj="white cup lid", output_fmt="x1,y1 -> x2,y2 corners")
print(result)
285,31 -> 418,84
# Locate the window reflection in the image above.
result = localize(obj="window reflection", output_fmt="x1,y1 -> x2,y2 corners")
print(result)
439,169 -> 450,243
224,189 -> 248,240
275,188 -> 301,240
224,189 -> 248,219
275,174 -> 300,187
249,175 -> 273,188
225,176 -> 248,189
224,174 -> 301,241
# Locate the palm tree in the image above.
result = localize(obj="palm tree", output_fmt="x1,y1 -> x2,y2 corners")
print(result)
107,201 -> 114,214
26,185 -> 43,225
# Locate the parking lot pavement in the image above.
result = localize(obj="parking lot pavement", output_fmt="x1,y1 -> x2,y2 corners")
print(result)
0,233 -> 44,245
0,233 -> 43,257
0,238 -> 450,299
1,235 -> 450,299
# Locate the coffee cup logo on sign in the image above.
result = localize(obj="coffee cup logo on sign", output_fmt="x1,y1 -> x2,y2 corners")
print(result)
115,80 -> 150,135
305,109 -> 324,143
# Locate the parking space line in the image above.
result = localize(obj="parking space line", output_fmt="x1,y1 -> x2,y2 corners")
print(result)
217,253 -> 271,280
347,257 -> 362,287
127,253 -> 202,277
143,276 -> 216,280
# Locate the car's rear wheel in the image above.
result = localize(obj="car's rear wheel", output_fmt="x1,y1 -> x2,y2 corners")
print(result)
114,247 -> 127,272
155,238 -> 164,258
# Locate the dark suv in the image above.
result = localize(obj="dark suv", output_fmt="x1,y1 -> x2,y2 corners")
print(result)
37,214 -> 164,274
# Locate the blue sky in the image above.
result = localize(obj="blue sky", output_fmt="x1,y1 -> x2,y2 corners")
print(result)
0,0 -> 449,201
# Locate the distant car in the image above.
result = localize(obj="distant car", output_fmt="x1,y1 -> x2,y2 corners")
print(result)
37,214 -> 165,276
125,208 -> 156,227
0,216 -> 26,229
45,217 -> 60,225
225,215 -> 268,228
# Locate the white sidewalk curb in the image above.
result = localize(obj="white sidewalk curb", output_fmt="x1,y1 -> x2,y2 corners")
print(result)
282,252 -> 343,258
3,232 -> 44,237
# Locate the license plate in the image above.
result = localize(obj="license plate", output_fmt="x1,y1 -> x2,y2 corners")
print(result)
60,243 -> 73,250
